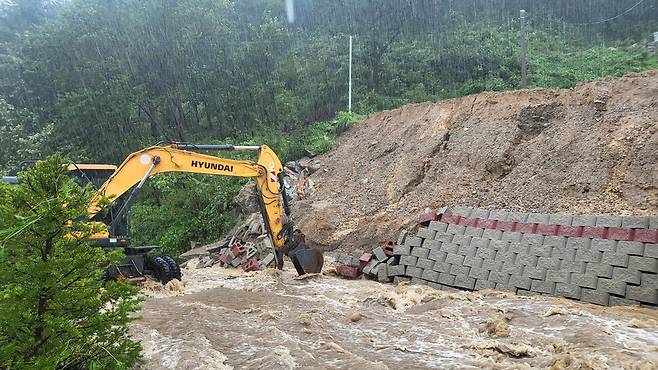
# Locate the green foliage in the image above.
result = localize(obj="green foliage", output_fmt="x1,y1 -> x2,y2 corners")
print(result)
0,156 -> 141,369
0,98 -> 52,175
300,111 -> 366,155
529,42 -> 658,89
130,174 -> 244,257
3,0 -> 656,167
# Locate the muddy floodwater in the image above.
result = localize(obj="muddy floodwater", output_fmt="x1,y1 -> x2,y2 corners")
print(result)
131,263 -> 658,369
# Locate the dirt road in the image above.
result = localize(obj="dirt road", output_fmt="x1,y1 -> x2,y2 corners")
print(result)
132,264 -> 658,369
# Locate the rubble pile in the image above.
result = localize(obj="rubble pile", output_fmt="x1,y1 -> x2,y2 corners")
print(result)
282,156 -> 320,202
179,213 -> 277,272
332,241 -> 397,280
179,153 -> 321,271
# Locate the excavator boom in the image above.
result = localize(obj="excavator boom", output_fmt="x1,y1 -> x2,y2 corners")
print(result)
90,143 -> 322,276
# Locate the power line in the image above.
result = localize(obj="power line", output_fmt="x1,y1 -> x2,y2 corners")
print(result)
562,0 -> 648,26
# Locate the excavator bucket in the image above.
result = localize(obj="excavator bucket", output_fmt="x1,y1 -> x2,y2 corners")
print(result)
290,248 -> 324,275
282,230 -> 324,275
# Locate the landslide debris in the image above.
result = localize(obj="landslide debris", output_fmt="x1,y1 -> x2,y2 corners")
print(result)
294,72 -> 658,251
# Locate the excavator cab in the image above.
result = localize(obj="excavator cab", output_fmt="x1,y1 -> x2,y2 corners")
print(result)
66,164 -> 179,284
2,164 -> 178,283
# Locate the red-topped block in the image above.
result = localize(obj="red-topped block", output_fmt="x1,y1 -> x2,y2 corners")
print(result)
441,214 -> 461,224
419,210 -> 438,225
515,223 -> 536,234
477,219 -> 497,229
634,229 -> 658,243
496,220 -> 516,231
607,227 -> 632,241
557,225 -> 583,237
582,226 -> 607,239
458,217 -> 479,227
359,253 -> 372,271
383,241 -> 395,257
336,264 -> 359,279
537,224 -> 558,236
232,243 -> 246,257
242,258 -> 260,272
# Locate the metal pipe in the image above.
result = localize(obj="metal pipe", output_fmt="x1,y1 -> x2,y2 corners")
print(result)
172,143 -> 260,151
348,35 -> 353,113
520,9 -> 527,89
233,145 -> 261,151
1,176 -> 19,184
110,157 -> 159,232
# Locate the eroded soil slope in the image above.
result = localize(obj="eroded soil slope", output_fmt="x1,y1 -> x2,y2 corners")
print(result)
295,72 -> 658,251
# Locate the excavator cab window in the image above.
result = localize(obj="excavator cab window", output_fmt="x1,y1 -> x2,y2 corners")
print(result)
67,164 -> 117,189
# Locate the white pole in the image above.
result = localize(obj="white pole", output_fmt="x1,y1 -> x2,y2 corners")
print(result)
520,9 -> 527,89
348,35 -> 352,113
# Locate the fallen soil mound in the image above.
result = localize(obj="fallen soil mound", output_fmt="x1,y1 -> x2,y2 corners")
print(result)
295,72 -> 658,251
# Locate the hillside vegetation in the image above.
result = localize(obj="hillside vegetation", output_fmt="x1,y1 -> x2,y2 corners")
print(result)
1,0 -> 656,256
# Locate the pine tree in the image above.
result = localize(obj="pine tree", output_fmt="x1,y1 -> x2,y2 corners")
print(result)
0,155 -> 142,369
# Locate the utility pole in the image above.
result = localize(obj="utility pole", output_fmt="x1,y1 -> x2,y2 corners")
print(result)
520,9 -> 527,89
348,35 -> 353,113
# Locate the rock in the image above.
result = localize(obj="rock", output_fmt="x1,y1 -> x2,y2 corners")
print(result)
298,157 -> 312,169
247,218 -> 263,235
179,246 -> 210,261
285,161 -> 302,173
203,258 -> 214,268
186,257 -> 200,269
306,160 -> 321,175
233,182 -> 259,214
206,242 -> 226,254
349,312 -> 362,322
304,178 -> 314,197
283,175 -> 300,201
304,148 -> 317,158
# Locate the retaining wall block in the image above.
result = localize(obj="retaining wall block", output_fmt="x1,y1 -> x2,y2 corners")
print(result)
400,205 -> 658,307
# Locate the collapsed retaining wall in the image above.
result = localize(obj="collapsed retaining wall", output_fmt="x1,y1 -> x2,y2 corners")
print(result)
376,207 -> 658,307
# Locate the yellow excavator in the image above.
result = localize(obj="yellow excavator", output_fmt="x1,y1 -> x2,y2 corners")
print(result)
4,143 -> 324,283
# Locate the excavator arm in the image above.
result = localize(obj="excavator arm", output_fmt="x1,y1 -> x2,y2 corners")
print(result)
89,144 -> 289,250
88,143 -> 324,275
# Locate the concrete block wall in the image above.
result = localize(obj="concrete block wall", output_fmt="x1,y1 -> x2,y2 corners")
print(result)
386,207 -> 658,307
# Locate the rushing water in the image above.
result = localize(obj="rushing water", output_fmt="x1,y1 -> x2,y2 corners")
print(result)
132,263 -> 658,369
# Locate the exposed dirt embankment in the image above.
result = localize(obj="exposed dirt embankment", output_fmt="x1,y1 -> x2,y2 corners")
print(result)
294,72 -> 658,251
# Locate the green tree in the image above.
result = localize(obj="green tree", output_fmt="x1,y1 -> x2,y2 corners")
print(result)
0,97 -> 52,175
0,156 -> 141,369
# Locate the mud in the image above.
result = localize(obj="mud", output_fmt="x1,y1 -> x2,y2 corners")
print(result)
294,72 -> 658,251
132,266 -> 658,369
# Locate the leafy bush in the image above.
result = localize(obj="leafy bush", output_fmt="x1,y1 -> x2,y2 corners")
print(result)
529,42 -> 658,89
0,98 -> 53,175
130,173 -> 244,258
301,111 -> 366,156
0,156 -> 141,369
